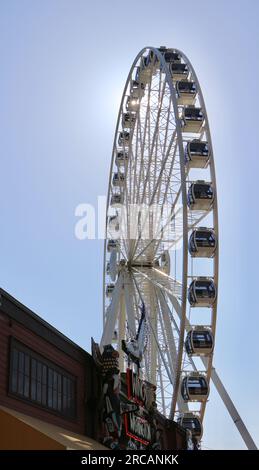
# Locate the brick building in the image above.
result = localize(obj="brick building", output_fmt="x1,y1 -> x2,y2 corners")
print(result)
0,288 -> 103,449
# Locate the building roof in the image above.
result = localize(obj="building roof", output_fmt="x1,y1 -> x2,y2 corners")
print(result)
0,288 -> 92,364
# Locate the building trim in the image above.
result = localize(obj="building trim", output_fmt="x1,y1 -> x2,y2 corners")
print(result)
0,288 -> 91,364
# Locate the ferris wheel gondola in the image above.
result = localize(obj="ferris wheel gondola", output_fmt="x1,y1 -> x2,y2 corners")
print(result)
181,373 -> 209,402
185,140 -> 210,168
176,80 -> 197,105
185,327 -> 214,356
188,228 -> 217,258
178,413 -> 203,439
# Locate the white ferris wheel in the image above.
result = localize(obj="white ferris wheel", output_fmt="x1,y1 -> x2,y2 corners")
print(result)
100,46 -> 257,449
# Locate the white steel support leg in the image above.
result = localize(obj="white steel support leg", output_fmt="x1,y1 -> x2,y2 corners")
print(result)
157,289 -> 188,413
118,294 -> 126,372
149,287 -> 157,385
158,289 -> 179,376
157,354 -> 166,415
124,273 -> 137,337
100,275 -> 123,351
209,366 -> 258,450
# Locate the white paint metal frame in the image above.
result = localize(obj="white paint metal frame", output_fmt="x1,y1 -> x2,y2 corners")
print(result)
101,46 -> 257,450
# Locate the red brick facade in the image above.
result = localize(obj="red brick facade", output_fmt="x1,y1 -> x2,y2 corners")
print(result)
0,289 -> 99,438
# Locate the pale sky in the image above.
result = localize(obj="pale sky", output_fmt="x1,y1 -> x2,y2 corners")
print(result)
0,0 -> 258,449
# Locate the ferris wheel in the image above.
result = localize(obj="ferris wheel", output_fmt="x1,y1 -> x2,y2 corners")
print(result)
100,46 -> 257,448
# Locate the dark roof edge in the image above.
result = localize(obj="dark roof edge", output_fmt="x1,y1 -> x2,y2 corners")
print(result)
0,288 -> 92,364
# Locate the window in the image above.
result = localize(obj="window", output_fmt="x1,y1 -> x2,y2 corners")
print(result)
9,339 -> 76,419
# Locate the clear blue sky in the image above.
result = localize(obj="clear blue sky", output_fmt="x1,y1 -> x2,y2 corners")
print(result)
0,0 -> 258,449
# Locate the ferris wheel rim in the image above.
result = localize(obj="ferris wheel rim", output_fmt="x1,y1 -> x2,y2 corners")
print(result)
174,48 -> 219,421
102,46 -> 219,432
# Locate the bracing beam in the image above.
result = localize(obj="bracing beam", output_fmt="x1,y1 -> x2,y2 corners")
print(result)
209,366 -> 258,450
183,314 -> 258,450
100,274 -> 123,350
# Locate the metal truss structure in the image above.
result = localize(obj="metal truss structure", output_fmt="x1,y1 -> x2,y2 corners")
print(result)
100,46 -> 257,449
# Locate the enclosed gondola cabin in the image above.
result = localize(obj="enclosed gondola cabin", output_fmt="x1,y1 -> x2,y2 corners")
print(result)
163,51 -> 181,63
170,62 -> 189,81
126,96 -> 139,112
176,80 -> 197,106
112,172 -> 125,187
188,278 -> 216,307
143,53 -> 156,70
116,151 -> 129,167
136,61 -> 153,83
187,181 -> 214,211
118,131 -> 131,147
185,140 -> 210,168
106,262 -> 110,275
189,228 -> 217,258
110,193 -> 124,206
108,215 -> 120,232
106,284 -> 115,298
130,80 -> 145,99
146,50 -> 160,68
185,328 -> 214,356
142,54 -> 151,68
158,46 -> 167,53
181,374 -> 209,402
122,112 -> 136,129
178,414 -> 203,440
181,106 -> 204,133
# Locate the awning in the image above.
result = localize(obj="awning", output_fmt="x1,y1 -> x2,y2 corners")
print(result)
0,406 -> 107,450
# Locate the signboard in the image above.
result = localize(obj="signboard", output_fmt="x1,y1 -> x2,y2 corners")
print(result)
124,412 -> 151,446
124,368 -> 156,446
92,341 -> 165,450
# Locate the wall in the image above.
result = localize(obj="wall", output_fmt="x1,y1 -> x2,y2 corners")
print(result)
0,291 -> 98,437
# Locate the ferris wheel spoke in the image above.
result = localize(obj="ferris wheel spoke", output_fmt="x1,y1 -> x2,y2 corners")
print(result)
132,168 -> 182,264
158,289 -> 197,408
139,80 -> 167,206
130,268 -> 182,386
157,355 -> 167,415
131,130 -> 178,262
151,130 -> 178,208
129,270 -> 166,385
153,201 -> 214,263
132,267 -> 182,313
156,296 -> 175,378
133,266 -> 188,418
146,303 -> 174,389
156,288 -> 179,376
155,287 -> 189,414
130,83 -> 178,257
132,82 -> 152,206
150,283 -> 188,415
132,75 -> 169,209
122,82 -> 148,257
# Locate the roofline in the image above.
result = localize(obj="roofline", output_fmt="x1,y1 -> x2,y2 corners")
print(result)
0,288 -> 92,364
